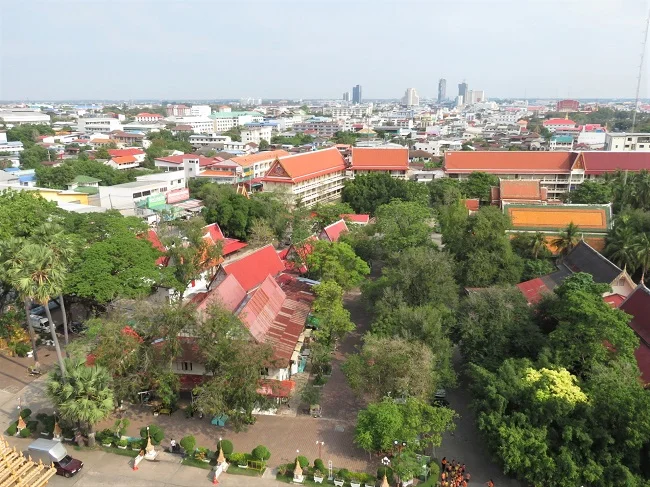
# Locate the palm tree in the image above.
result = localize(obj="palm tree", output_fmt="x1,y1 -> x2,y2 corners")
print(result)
32,223 -> 76,346
7,243 -> 66,377
633,233 -> 650,283
531,232 -> 547,259
46,357 -> 114,443
551,222 -> 581,256
605,224 -> 638,272
0,237 -> 39,363
635,170 -> 650,210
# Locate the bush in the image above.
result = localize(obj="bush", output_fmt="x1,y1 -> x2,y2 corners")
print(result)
129,438 -> 143,449
180,435 -> 196,453
14,342 -> 31,357
314,458 -> 326,472
6,422 -> 17,436
220,439 -> 233,455
98,428 -> 114,444
297,455 -> 309,468
428,462 -> 440,481
337,468 -> 350,481
195,447 -> 211,461
20,408 -> 32,419
19,427 -> 31,438
116,439 -> 128,447
230,452 -> 247,465
38,414 -> 55,434
140,425 -> 164,445
377,466 -> 393,479
252,445 -> 271,461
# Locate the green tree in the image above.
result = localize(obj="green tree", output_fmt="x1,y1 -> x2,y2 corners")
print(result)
551,222 -> 581,256
258,139 -> 269,150
633,233 -> 650,282
566,180 -> 613,204
248,218 -> 277,248
305,240 -> 369,290
0,190 -> 59,240
605,223 -> 638,272
522,259 -> 556,281
311,281 -> 354,346
330,131 -> 358,144
374,200 -> 432,254
94,147 -> 110,160
311,202 -> 354,231
35,164 -> 76,189
342,173 -> 427,215
461,171 -> 499,202
428,178 -> 463,207
223,126 -> 242,141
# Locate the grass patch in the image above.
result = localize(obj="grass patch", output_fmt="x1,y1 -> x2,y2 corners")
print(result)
181,457 -> 213,470
276,473 -> 324,486
227,465 -> 264,477
100,446 -> 140,457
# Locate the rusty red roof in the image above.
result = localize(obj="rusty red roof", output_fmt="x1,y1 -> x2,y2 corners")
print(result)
222,244 -> 285,292
350,147 -> 409,171
516,277 -> 551,304
582,152 -> 650,175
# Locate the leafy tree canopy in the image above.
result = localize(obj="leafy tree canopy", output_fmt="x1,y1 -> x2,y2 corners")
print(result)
305,240 -> 370,290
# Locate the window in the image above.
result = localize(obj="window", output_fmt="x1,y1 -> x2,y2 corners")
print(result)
180,362 -> 192,371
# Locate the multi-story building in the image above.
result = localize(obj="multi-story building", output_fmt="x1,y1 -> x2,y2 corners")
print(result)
261,147 -> 347,206
0,109 -> 51,125
109,130 -> 145,146
577,128 -> 607,149
458,82 -> 468,100
189,134 -> 232,147
97,180 -> 171,214
347,147 -> 409,179
241,123 -> 273,145
326,105 -> 373,118
543,118 -> 576,133
352,85 -> 362,104
605,133 -> 650,151
209,111 -> 265,132
77,117 -> 123,134
293,118 -> 343,137
438,78 -> 446,103
557,99 -> 579,112
230,150 -> 289,181
166,105 -> 191,117
172,117 -> 213,134
402,88 -> 420,107
343,92 -> 350,102
134,112 -> 164,123
190,105 -> 211,117
549,135 -> 574,151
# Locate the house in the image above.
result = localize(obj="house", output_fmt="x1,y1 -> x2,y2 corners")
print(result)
319,219 -> 349,242
444,151 -> 585,199
108,148 -> 145,163
516,240 -> 635,304
109,131 -> 145,146
106,155 -> 139,170
66,175 -> 101,194
203,222 -> 248,257
542,118 -> 576,132
549,135 -> 574,151
491,179 -> 548,208
189,273 -> 247,315
88,138 -> 119,148
341,214 -> 370,225
135,113 -> 164,123
261,148 -> 347,207
218,244 -> 286,292
619,284 -> 650,385
348,147 -> 409,179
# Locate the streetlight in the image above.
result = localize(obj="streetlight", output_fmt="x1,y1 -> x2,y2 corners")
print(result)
316,440 -> 324,459
393,440 -> 407,459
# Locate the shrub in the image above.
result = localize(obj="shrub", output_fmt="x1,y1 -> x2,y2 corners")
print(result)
180,435 -> 196,453
14,342 -> 31,357
6,422 -> 17,436
428,462 -> 440,481
140,425 -> 164,445
116,439 -> 128,447
38,414 -> 55,434
19,408 -> 32,419
377,466 -> 393,479
337,468 -> 350,481
220,439 -> 233,455
230,452 -> 247,465
252,445 -> 271,461
19,427 -> 31,438
195,447 -> 211,461
113,418 -> 130,437
314,458 -> 326,472
27,421 -> 38,433
98,428 -> 114,444
297,455 -> 309,468
129,438 -> 143,449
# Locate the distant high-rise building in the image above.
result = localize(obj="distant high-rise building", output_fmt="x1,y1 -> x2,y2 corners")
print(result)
401,88 -> 420,107
458,81 -> 468,100
438,78 -> 447,103
343,92 -> 350,102
352,85 -> 362,104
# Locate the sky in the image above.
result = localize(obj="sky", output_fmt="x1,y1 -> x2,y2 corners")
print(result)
2,0 -> 650,101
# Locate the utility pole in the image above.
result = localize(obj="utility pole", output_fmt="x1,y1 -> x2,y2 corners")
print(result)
632,5 -> 650,132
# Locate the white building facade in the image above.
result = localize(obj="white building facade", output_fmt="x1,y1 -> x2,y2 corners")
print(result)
77,117 -> 123,134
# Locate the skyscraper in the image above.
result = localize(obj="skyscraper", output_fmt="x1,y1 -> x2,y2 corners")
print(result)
343,92 -> 350,102
438,78 -> 446,103
352,85 -> 362,104
458,81 -> 468,101
401,88 -> 420,107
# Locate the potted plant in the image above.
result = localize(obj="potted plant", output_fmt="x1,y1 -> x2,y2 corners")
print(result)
129,439 -> 143,451
334,468 -> 349,487
98,429 -> 114,447
350,472 -> 363,487
116,439 -> 128,450
113,418 -> 130,437
313,468 -> 324,483
230,452 -> 248,468
62,427 -> 75,442
363,472 -> 376,487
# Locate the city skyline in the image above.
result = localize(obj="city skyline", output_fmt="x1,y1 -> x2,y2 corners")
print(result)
2,0 -> 649,100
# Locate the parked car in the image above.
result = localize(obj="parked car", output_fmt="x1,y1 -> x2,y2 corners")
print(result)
27,439 -> 83,478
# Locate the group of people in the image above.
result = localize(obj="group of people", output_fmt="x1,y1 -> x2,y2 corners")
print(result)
439,458 -> 471,487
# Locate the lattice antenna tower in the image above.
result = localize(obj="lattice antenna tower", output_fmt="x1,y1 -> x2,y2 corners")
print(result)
632,5 -> 650,132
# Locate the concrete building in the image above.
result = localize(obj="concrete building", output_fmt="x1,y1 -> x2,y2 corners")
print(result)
343,92 -> 350,102
97,180 -> 172,214
166,105 -> 191,117
293,118 -> 342,137
172,117 -> 213,134
77,117 -> 123,134
190,105 -> 211,117
326,105 -> 373,118
261,147 -> 347,206
0,109 -> 51,125
134,112 -> 163,123
543,118 -> 577,133
189,134 -> 233,147
458,82 -> 468,100
438,78 -> 446,103
402,88 -> 420,107
577,129 -> 607,149
241,123 -> 273,145
557,99 -> 579,112
230,150 -> 289,181
605,133 -> 650,151
209,111 -> 264,132
352,84 -> 362,104
549,135 -> 574,151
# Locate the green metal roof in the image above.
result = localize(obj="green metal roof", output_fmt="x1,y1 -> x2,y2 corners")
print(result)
73,186 -> 99,195
73,175 -> 101,184
551,135 -> 573,143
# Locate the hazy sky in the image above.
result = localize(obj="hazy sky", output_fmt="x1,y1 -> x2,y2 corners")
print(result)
2,0 -> 650,101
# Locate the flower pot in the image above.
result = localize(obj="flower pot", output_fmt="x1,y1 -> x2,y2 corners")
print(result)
102,443 -> 112,447
351,482 -> 361,487
313,476 -> 324,484
40,432 -> 50,437
365,484 -> 375,487
117,445 -> 127,450
237,464 -> 248,468
334,480 -> 344,487
64,437 -> 74,442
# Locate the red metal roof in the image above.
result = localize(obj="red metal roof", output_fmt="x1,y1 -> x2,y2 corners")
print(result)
583,152 -> 650,175
203,223 -> 247,256
111,155 -> 137,164
143,230 -> 169,266
516,278 -> 551,304
239,275 -> 286,342
463,199 -> 480,212
543,118 -> 576,126
445,151 -> 579,174
620,285 -> 650,385
350,147 -> 409,171
108,148 -> 145,157
321,219 -> 349,242
191,274 -> 247,313
262,148 -> 346,184
257,379 -> 295,398
604,293 -> 626,308
223,245 -> 285,292
341,214 -> 370,224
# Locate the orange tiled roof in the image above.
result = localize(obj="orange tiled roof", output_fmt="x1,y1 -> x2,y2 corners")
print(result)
230,150 -> 289,168
350,147 -> 409,170
505,205 -> 609,231
112,155 -> 137,164
262,148 -> 346,184
445,151 -> 579,174
499,180 -> 542,200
